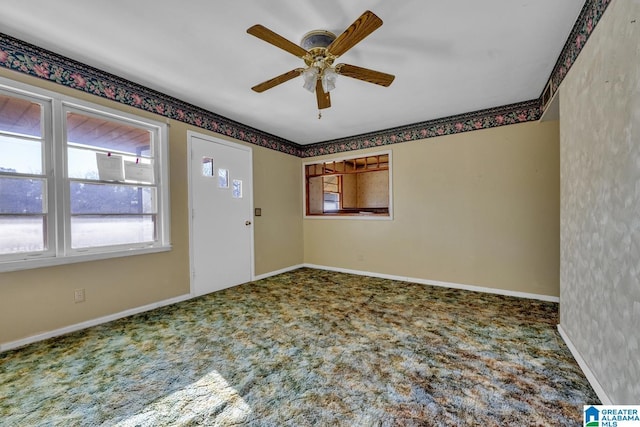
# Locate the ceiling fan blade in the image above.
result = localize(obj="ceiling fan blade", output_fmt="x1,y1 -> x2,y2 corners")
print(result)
251,69 -> 303,93
315,79 -> 331,109
336,63 -> 395,87
247,25 -> 309,58
326,10 -> 383,58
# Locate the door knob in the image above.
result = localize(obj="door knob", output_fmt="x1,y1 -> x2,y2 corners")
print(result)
245,220 -> 252,226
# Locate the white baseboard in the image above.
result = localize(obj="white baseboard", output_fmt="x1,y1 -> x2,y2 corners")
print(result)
253,264 -> 304,281
0,293 -> 193,353
557,324 -> 612,404
303,264 -> 560,302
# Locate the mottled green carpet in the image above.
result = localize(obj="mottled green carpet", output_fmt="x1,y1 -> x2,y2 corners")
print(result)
1,268 -> 598,426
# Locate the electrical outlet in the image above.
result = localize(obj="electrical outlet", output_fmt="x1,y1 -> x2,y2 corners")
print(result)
74,288 -> 86,303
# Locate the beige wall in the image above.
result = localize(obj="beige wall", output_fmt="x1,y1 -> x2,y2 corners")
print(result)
304,120 -> 560,296
0,68 -> 303,345
252,144 -> 303,275
559,0 -> 639,403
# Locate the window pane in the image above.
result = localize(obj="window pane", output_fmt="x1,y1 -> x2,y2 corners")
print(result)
202,157 -> 214,177
0,215 -> 45,254
232,179 -> 242,198
0,135 -> 43,175
70,182 -> 156,214
67,147 -> 100,180
71,215 -> 156,249
323,176 -> 339,192
0,177 -> 46,214
66,112 -> 151,156
0,93 -> 42,138
324,192 -> 340,211
218,168 -> 229,188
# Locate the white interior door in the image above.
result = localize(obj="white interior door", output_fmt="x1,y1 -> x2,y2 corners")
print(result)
188,132 -> 253,296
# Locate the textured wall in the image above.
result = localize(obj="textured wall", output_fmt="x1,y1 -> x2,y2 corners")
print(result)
342,172 -> 357,208
357,171 -> 389,208
559,0 -> 640,403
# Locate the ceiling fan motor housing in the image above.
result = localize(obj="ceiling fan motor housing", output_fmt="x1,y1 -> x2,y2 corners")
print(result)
300,30 -> 337,50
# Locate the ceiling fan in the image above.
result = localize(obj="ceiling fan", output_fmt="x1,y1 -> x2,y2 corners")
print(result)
247,10 -> 395,115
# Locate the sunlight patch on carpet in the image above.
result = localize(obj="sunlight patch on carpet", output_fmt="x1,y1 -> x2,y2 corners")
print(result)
114,370 -> 251,426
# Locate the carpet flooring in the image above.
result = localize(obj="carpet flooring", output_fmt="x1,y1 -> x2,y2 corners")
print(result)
0,268 -> 599,426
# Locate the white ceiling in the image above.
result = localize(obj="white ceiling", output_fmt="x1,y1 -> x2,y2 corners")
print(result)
0,0 -> 584,145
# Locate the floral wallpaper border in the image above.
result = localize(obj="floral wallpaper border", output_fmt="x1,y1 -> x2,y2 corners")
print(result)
546,0 -> 612,95
300,100 -> 541,158
0,0 -> 611,158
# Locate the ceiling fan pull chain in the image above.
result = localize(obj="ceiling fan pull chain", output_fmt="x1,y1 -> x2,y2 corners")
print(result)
318,110 -> 322,119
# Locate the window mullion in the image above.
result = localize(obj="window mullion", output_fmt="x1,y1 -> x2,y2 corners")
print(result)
51,98 -> 68,257
39,97 -> 57,259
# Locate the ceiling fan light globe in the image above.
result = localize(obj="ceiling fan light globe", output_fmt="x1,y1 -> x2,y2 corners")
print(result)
302,67 -> 319,92
322,68 -> 337,93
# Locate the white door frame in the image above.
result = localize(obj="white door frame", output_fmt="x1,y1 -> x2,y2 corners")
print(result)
187,130 -> 255,296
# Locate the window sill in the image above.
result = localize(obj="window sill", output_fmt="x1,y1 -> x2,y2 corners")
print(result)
0,245 -> 172,273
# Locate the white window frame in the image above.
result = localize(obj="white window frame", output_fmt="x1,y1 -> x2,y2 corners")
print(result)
0,77 -> 171,272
